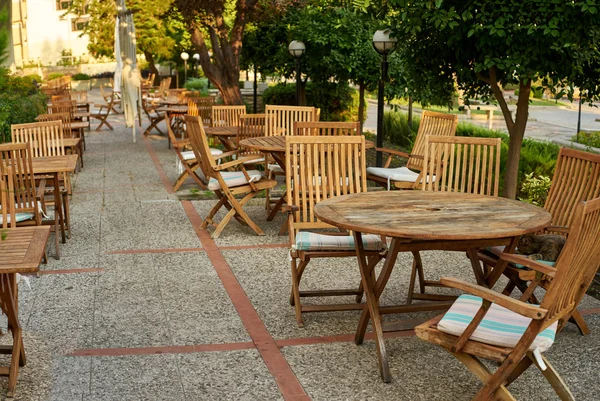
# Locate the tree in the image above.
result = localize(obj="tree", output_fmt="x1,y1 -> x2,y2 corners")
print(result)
0,6 -> 9,65
173,0 -> 264,105
70,0 -> 176,77
365,0 -> 600,198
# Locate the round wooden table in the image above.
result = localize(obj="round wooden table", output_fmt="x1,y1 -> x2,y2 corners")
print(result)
314,190 -> 551,382
204,126 -> 239,151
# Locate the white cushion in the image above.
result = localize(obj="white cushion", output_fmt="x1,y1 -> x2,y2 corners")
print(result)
207,170 -> 263,190
268,163 -> 284,173
438,294 -> 557,352
0,212 -> 35,224
367,166 -> 420,183
294,232 -> 385,252
243,157 -> 265,164
181,149 -> 223,161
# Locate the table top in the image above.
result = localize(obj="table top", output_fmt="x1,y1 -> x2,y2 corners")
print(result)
0,226 -> 51,273
239,136 -> 375,153
204,126 -> 239,137
31,154 -> 78,174
314,191 -> 551,241
62,138 -> 81,147
156,106 -> 188,114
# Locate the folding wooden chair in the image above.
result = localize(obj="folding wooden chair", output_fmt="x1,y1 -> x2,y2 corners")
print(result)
90,93 -> 116,131
211,105 -> 246,127
167,115 -> 223,191
416,196 -> 600,401
11,121 -> 72,239
0,143 -> 58,258
294,121 -> 360,136
367,111 -> 458,190
36,112 -> 84,167
185,115 -> 276,238
479,147 -> 600,336
406,136 -> 502,304
285,135 -> 386,327
142,97 -> 165,136
237,114 -> 267,167
99,84 -> 121,114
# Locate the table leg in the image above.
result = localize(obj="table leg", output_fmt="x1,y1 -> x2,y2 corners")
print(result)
1,274 -> 26,398
353,232 -> 393,383
54,173 -> 66,244
267,152 -> 287,224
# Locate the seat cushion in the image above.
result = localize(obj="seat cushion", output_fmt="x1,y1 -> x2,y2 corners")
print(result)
438,294 -> 557,352
295,232 -> 385,252
207,170 -> 263,190
181,149 -> 222,161
0,212 -> 35,224
243,157 -> 265,164
367,166 -> 419,182
268,163 -> 284,173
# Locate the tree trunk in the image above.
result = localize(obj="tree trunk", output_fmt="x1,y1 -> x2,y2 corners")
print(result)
486,67 -> 531,199
144,51 -> 159,85
407,95 -> 413,131
358,82 -> 365,133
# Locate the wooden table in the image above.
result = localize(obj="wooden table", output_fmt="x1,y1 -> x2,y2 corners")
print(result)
313,191 -> 551,382
0,226 -> 50,397
205,126 -> 239,151
156,106 -> 188,149
240,136 -> 375,222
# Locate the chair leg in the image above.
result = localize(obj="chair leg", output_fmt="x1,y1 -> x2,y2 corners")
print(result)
569,309 -> 590,336
62,190 -> 71,239
201,196 -> 228,229
529,352 -> 575,401
451,351 -> 516,401
212,192 -> 263,238
289,260 -> 308,306
172,171 -> 190,192
290,258 -> 304,327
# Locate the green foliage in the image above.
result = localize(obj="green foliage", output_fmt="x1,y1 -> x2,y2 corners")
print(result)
518,173 -> 552,206
382,111 -> 419,148
0,68 -> 47,143
48,73 -> 65,81
184,78 -> 209,94
262,82 -> 361,121
574,131 -> 600,148
24,74 -> 42,83
72,73 -> 91,81
0,6 -> 8,65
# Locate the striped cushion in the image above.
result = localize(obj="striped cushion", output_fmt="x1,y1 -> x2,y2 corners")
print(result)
295,232 -> 385,252
438,294 -> 557,352
0,212 -> 35,224
181,149 -> 223,161
207,170 -> 263,190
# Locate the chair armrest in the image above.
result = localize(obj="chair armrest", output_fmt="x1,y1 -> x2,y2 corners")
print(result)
545,225 -> 569,234
214,150 -> 239,161
440,277 -> 548,320
282,205 -> 300,214
172,139 -> 190,148
375,147 -> 410,159
213,156 -> 259,171
498,253 -> 557,278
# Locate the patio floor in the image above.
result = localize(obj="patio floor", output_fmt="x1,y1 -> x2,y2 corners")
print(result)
4,100 -> 600,401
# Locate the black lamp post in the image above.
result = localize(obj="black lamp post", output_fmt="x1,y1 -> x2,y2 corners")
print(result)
180,52 -> 189,85
288,40 -> 306,106
372,29 -> 398,167
193,53 -> 200,78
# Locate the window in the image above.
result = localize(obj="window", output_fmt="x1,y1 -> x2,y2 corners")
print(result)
56,0 -> 71,11
71,18 -> 88,32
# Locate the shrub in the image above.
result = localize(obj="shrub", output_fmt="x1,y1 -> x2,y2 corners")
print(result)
184,77 -> 209,94
0,68 -> 47,143
519,173 -> 552,206
90,71 -> 114,79
262,81 -> 360,122
23,74 -> 42,84
385,111 -> 560,197
47,73 -> 64,81
72,73 -> 91,81
382,111 -> 419,149
574,131 -> 600,148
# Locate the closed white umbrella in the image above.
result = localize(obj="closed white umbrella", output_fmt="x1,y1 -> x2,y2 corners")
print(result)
117,0 -> 141,143
113,18 -> 122,93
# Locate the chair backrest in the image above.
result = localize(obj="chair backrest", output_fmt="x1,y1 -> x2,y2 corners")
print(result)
285,135 -> 367,235
421,136 -> 501,196
0,142 -> 40,224
158,77 -> 171,97
238,114 -> 266,157
0,178 -> 12,228
52,94 -> 72,103
541,197 -> 600,330
194,97 -> 214,125
185,115 -> 217,181
265,105 -> 320,136
48,101 -> 74,120
294,121 -> 360,136
11,121 -> 65,157
37,112 -> 73,135
211,105 -> 246,127
408,111 -> 458,172
71,91 -> 88,102
543,147 -> 600,234
187,100 -> 199,117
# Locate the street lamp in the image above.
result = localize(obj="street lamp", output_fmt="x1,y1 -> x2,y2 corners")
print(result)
192,53 -> 200,78
180,52 -> 189,85
372,29 -> 398,167
288,40 -> 306,106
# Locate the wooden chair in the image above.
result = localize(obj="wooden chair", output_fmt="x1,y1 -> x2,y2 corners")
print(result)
194,96 -> 215,126
367,111 -> 458,190
237,114 -> 267,166
36,112 -> 84,166
99,84 -> 121,114
415,196 -> 600,401
211,105 -> 246,127
11,121 -> 72,239
167,115 -> 223,192
142,97 -> 165,136
0,143 -> 58,257
407,136 -> 502,304
90,93 -> 116,131
285,135 -> 386,327
294,121 -> 360,136
185,115 -> 276,238
480,147 -> 600,336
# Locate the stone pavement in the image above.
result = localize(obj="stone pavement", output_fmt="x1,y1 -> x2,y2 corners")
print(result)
3,96 -> 600,400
